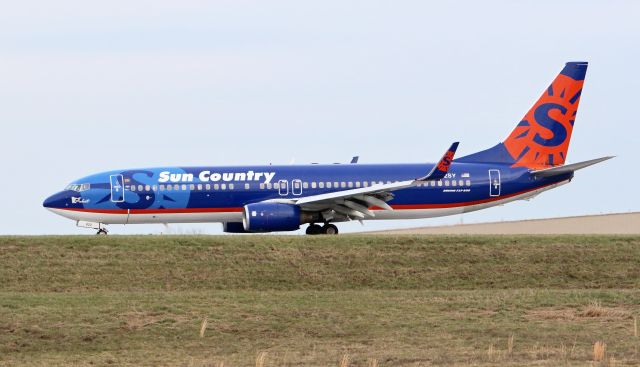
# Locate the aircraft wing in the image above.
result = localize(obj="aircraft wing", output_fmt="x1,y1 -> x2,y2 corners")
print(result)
289,142 -> 459,220
530,156 -> 614,178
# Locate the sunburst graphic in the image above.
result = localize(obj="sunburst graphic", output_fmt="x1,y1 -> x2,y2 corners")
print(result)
504,74 -> 584,168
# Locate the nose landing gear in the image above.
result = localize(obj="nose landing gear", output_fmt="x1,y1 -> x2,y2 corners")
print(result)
76,221 -> 109,235
305,223 -> 339,235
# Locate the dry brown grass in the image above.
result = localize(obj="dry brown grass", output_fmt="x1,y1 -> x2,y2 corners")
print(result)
486,343 -> 495,361
507,334 -> 514,356
339,354 -> 350,367
256,351 -> 267,367
199,317 -> 208,338
367,358 -> 378,367
593,340 -> 606,362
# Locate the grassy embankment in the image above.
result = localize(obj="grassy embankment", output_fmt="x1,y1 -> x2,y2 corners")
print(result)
1,235 -> 639,366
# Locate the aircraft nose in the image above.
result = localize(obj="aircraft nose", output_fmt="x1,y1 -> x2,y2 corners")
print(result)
43,191 -> 67,209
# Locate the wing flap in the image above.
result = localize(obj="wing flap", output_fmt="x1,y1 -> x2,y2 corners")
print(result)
294,143 -> 460,219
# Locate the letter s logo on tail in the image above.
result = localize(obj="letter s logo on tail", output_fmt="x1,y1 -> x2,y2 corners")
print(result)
503,62 -> 587,168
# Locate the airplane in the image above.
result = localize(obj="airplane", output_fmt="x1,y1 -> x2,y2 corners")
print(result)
43,61 -> 612,235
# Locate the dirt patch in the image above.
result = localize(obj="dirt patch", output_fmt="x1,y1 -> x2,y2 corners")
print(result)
120,311 -> 190,331
526,303 -> 632,321
526,308 -> 577,320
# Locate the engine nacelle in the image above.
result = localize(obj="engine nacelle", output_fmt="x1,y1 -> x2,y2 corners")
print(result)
222,222 -> 251,233
243,202 -> 301,232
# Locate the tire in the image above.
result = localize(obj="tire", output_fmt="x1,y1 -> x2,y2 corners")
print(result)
322,224 -> 339,235
96,229 -> 108,235
306,224 -> 322,235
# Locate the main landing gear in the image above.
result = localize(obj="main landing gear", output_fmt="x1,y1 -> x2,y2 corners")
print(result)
96,228 -> 108,235
305,223 -> 339,235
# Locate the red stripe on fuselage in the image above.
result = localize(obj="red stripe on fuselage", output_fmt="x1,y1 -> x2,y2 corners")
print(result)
58,180 -> 565,215
374,180 -> 565,210
58,207 -> 243,214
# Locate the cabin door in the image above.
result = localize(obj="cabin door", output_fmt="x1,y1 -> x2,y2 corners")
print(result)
489,169 -> 501,197
109,174 -> 125,202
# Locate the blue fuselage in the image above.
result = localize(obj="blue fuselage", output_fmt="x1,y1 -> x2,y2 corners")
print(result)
43,162 -> 572,230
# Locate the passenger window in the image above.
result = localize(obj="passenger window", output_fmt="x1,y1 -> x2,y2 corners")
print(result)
327,182 -> 332,188
260,183 -> 265,190
319,182 -> 325,188
334,182 -> 339,188
166,185 -> 171,191
214,184 -> 219,190
144,185 -> 150,191
267,183 -> 273,189
197,184 -> 203,190
206,184 -> 211,190
229,183 -> 234,190
245,183 -> 250,190
137,185 -> 143,191
437,181 -> 443,187
444,181 -> 450,186
430,181 -> 436,187
189,184 -> 195,190
221,184 -> 226,190
173,184 -> 179,191
363,181 -> 369,187
452,180 -> 457,187
355,181 -> 361,188
152,185 -> 157,191
466,180 -> 471,186
303,182 -> 309,189
181,184 -> 186,191
311,182 -> 317,189
159,185 -> 165,191
273,183 -> 279,189
341,182 -> 346,188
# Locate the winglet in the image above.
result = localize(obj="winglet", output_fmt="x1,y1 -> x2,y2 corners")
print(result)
418,142 -> 459,181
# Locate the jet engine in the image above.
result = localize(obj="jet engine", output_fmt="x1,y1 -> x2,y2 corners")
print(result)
242,202 -> 301,232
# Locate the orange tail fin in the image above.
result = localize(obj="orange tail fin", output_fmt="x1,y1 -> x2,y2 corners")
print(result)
504,62 -> 588,168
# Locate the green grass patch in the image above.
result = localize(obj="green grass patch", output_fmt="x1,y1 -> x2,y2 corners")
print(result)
1,235 -> 639,366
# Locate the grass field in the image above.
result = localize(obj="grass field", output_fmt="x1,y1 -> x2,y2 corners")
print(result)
1,235 -> 640,366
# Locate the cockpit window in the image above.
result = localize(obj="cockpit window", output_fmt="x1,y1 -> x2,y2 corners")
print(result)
65,183 -> 90,192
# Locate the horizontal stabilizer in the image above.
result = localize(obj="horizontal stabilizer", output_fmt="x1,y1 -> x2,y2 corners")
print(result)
530,156 -> 614,178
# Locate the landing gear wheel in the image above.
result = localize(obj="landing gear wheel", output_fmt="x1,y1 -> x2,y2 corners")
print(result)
96,229 -> 108,235
322,223 -> 339,235
306,224 -> 322,235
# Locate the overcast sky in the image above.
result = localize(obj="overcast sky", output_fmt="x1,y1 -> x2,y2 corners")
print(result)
1,0 -> 638,235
